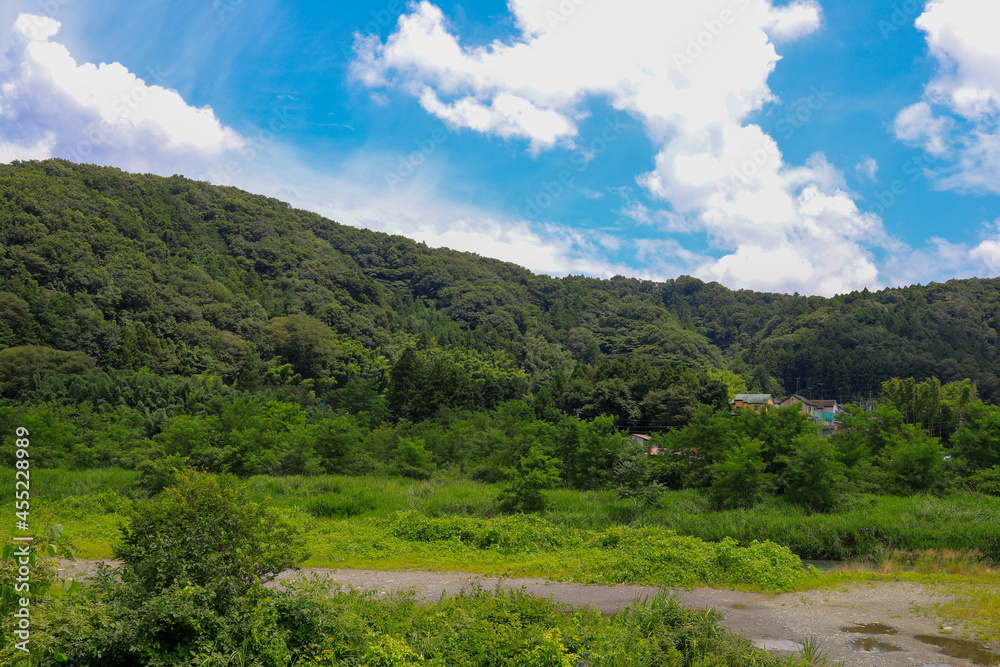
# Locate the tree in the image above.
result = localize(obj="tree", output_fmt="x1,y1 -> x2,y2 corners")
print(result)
640,385 -> 695,431
497,447 -> 562,513
659,405 -> 736,488
0,346 -> 96,398
878,425 -> 951,495
706,437 -> 773,510
80,470 -> 308,664
613,438 -> 664,508
267,313 -> 342,379
587,378 -> 640,426
778,433 -> 847,512
951,401 -> 1000,473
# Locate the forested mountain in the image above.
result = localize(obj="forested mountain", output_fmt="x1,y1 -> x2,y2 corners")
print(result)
2,158 -> 1000,421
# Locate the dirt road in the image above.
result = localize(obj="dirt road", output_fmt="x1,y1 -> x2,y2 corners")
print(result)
57,560 -> 997,666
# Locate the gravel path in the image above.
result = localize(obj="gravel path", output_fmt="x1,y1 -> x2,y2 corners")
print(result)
57,560 -> 997,667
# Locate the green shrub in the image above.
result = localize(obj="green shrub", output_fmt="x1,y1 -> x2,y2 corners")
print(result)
970,466 -> 1000,496
706,437 -> 773,510
44,470 -> 311,666
114,469 -> 306,599
388,438 -> 435,480
133,455 -> 190,497
308,492 -> 376,518
497,447 -> 561,513
779,434 -> 847,512
613,438 -> 665,508
879,425 -> 951,495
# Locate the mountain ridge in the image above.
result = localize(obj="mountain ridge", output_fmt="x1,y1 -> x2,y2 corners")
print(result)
2,158 -> 999,405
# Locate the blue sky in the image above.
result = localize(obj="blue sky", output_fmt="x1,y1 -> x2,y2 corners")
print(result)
2,0 -> 1000,296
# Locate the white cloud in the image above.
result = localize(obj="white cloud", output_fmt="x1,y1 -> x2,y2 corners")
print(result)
0,13 -> 245,171
418,88 -> 575,153
355,0 -> 903,296
855,156 -> 879,181
894,101 -> 953,157
894,0 -> 1000,193
763,0 -> 824,41
0,133 -> 55,162
968,220 -> 1000,273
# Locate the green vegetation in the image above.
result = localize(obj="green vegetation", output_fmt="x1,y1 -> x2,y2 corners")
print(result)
7,159 -> 1000,420
13,468 -> 1000,567
1,471 -> 829,666
6,160 -> 1000,661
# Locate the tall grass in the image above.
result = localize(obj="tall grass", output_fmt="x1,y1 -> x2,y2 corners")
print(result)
11,468 -> 1000,565
28,467 -> 139,500
240,472 -> 498,518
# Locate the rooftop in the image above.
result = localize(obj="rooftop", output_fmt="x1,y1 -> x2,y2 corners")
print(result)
732,393 -> 773,404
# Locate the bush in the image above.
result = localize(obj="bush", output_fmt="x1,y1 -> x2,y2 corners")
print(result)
706,437 -> 773,510
779,434 -> 848,512
114,469 -> 306,599
133,455 -> 190,497
613,438 -> 665,508
879,425 -> 951,495
307,492 -> 377,518
388,438 -> 435,480
970,466 -> 1000,496
497,447 -> 561,513
52,470 -> 311,666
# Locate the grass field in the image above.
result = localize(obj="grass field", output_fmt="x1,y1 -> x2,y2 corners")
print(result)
8,467 -> 1000,653
22,467 -> 1000,559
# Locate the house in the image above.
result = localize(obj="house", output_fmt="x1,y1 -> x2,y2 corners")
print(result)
730,394 -> 774,412
629,433 -> 658,454
778,395 -> 846,434
811,399 -> 846,434
777,393 -> 818,414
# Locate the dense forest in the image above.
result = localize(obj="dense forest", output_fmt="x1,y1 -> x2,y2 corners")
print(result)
3,159 -> 1000,503
3,158 -> 1000,414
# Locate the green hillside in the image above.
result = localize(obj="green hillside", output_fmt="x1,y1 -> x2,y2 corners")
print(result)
2,158 -> 999,416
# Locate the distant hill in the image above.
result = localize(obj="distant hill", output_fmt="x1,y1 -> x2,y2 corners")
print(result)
2,159 -> 999,409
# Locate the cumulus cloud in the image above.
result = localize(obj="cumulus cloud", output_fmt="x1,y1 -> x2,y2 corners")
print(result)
894,101 -> 953,157
355,0 -> 898,296
856,156 -> 879,181
762,0 -> 824,41
0,13 -> 244,173
967,220 -> 1000,273
894,0 -> 1000,193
